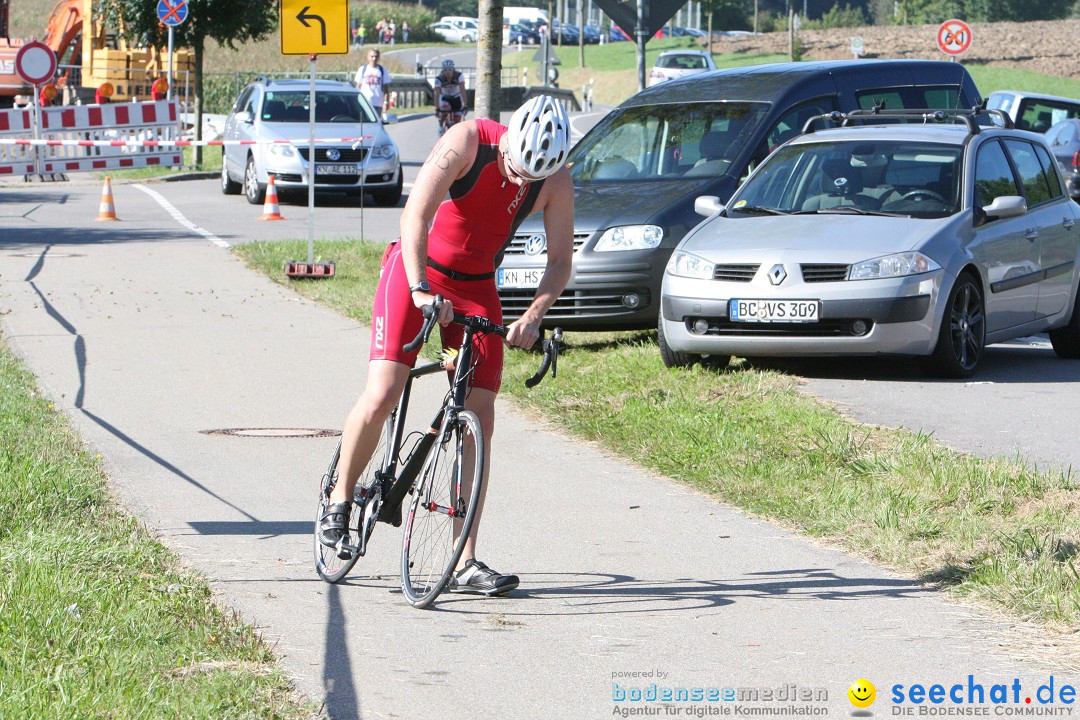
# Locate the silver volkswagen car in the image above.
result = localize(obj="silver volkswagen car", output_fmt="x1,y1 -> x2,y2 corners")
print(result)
659,109 -> 1080,377
220,78 -> 402,206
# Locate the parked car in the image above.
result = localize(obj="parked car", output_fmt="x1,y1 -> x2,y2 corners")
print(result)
549,20 -> 579,44
496,60 -> 984,331
508,22 -> 542,45
581,24 -> 603,43
220,78 -> 402,207
987,90 -> 1080,133
430,21 -> 476,43
648,50 -> 717,87
1044,118 -> 1080,199
439,16 -> 479,33
658,108 -> 1080,377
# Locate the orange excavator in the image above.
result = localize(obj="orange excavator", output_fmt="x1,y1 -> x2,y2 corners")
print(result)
0,0 -> 192,108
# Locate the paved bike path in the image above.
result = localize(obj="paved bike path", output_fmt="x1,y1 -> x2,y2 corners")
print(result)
0,181 -> 1074,719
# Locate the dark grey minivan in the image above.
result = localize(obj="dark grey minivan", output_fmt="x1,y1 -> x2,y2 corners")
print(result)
499,59 -> 983,330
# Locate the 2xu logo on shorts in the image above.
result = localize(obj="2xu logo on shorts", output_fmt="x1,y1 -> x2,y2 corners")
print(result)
375,316 -> 385,350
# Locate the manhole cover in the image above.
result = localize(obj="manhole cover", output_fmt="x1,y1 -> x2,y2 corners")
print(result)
200,428 -> 340,438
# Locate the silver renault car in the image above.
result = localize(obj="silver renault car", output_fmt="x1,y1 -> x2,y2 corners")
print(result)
659,108 -> 1080,377
220,78 -> 402,206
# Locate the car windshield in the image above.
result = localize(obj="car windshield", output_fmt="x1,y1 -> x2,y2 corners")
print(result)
567,102 -> 769,184
657,54 -> 707,70
729,140 -> 964,219
260,91 -> 378,124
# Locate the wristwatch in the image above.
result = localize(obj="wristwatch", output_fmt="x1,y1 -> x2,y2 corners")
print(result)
409,280 -> 430,294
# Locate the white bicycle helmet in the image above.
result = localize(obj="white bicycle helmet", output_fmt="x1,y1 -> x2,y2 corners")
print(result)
441,59 -> 455,70
505,95 -> 571,180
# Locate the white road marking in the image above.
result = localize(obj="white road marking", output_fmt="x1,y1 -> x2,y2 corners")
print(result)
133,183 -> 231,248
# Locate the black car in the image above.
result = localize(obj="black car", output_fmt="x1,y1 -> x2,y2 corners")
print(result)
498,60 -> 984,330
1044,118 -> 1080,199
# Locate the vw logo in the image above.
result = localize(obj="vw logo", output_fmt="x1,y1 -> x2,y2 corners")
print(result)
524,235 -> 547,256
768,264 -> 787,285
326,148 -> 341,161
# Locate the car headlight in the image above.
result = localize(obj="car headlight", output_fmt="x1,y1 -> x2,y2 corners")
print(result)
849,252 -> 941,280
666,250 -> 715,280
370,143 -> 397,159
269,143 -> 296,157
594,225 -> 663,252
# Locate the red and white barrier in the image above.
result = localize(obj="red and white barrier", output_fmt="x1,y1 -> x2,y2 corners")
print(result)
0,100 -> 182,175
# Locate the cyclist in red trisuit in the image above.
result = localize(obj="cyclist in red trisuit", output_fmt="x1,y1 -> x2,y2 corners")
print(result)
321,95 -> 575,596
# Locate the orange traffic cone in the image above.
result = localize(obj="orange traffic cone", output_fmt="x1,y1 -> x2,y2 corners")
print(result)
258,174 -> 285,221
96,176 -> 118,221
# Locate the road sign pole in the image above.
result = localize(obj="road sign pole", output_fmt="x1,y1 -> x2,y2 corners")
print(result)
32,83 -> 41,176
167,26 -> 174,101
307,54 -> 317,265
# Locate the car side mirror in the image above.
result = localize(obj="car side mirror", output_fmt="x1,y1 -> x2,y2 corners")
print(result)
695,195 -> 725,218
381,113 -> 398,124
977,195 -> 1027,225
235,111 -> 253,124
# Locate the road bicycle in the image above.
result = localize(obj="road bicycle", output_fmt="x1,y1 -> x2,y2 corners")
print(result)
314,298 -> 562,608
436,102 -> 467,137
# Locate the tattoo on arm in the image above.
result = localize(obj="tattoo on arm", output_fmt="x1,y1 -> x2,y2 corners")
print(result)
424,142 -> 462,171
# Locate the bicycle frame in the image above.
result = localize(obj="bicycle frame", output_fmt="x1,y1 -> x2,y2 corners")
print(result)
368,322 -> 480,527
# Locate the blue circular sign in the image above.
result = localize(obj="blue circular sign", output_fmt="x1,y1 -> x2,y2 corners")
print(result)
157,0 -> 188,27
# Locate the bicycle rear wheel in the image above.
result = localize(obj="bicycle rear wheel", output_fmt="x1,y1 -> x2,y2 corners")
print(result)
314,418 -> 391,583
400,410 -> 484,608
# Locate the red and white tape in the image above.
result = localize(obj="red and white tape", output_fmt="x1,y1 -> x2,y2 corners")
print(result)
0,136 -> 374,147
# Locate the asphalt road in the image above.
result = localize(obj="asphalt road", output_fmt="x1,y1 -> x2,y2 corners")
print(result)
1,109 -> 1078,719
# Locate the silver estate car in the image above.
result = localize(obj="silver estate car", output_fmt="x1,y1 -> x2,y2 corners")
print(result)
220,78 -> 402,206
659,109 -> 1080,377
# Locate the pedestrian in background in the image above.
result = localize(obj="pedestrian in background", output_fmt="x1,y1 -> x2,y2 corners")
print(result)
401,20 -> 410,43
355,48 -> 391,121
388,19 -> 397,45
357,22 -> 366,46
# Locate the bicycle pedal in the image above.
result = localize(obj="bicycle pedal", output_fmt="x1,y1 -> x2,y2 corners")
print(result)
335,537 -> 357,560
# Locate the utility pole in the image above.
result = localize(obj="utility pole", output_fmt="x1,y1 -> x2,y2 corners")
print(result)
476,0 -> 503,120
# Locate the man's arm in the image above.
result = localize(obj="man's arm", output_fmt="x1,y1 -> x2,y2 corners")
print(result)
505,167 -> 575,349
399,121 -> 478,322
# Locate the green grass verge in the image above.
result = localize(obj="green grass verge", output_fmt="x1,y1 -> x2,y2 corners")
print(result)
235,238 -> 1080,629
0,336 -> 318,719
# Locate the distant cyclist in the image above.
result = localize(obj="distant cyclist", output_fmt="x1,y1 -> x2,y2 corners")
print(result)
320,95 -> 574,597
434,59 -> 467,136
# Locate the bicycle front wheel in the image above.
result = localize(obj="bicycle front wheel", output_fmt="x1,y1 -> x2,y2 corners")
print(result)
401,410 -> 484,608
314,417 -> 391,583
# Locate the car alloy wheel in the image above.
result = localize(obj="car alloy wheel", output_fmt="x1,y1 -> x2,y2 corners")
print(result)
927,273 -> 985,378
244,154 -> 265,205
221,153 -> 241,195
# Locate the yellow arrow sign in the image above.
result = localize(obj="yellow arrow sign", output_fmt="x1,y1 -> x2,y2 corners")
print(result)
280,0 -> 349,55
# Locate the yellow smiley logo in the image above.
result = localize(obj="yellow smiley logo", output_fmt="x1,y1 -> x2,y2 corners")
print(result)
848,678 -> 876,709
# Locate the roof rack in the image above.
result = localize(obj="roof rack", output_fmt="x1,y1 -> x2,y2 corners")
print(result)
800,101 -> 1014,136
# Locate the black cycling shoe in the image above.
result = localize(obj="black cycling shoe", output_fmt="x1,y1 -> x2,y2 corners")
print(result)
447,559 -> 519,596
318,501 -> 352,548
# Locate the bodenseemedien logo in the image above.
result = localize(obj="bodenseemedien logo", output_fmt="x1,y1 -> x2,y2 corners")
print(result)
849,679 -> 877,709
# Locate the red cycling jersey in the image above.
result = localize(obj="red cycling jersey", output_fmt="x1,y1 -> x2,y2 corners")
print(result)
370,119 -> 545,392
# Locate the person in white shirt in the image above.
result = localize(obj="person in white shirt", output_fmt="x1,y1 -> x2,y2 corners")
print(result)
354,49 -> 391,119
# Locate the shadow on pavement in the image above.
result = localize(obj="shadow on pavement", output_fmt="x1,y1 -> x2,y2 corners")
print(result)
323,583 -> 362,720
416,567 -> 929,616
744,340 -> 1079,385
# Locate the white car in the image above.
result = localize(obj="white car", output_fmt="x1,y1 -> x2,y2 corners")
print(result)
220,78 -> 402,207
431,22 -> 476,43
648,50 -> 716,87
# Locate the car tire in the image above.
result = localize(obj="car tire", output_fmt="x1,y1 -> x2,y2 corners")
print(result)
370,169 -> 403,207
925,272 -> 985,378
244,154 -> 265,205
1048,289 -> 1080,359
657,316 -> 730,370
221,153 -> 241,195
463,34 -> 474,43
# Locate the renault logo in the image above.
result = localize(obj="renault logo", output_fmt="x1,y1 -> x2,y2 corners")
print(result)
524,235 -> 547,256
768,264 -> 787,285
326,148 -> 341,161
